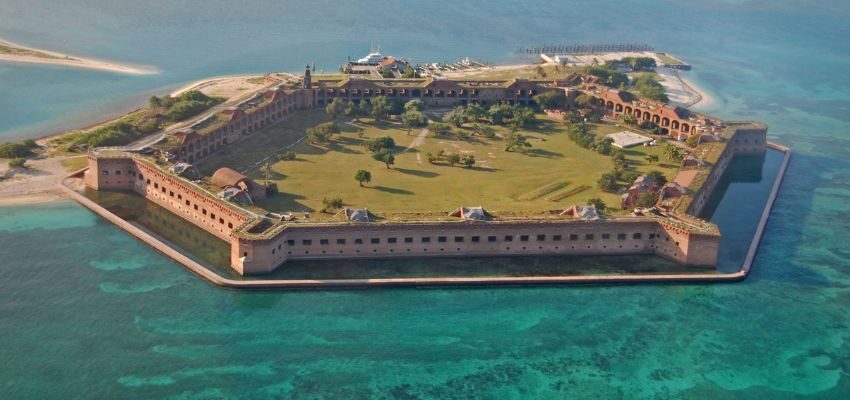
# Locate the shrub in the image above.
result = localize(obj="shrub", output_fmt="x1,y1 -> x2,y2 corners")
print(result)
0,143 -> 34,158
598,172 -> 619,192
278,151 -> 297,161
587,197 -> 607,212
8,158 -> 27,168
366,136 -> 395,153
321,196 -> 344,212
425,152 -> 437,164
685,134 -> 701,148
428,122 -> 453,137
446,153 -> 460,166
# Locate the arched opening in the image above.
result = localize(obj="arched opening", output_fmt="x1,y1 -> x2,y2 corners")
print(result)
615,104 -> 623,113
652,115 -> 661,124
672,121 -> 680,130
681,123 -> 690,133
662,117 -> 670,127
643,111 -> 651,120
625,106 -> 633,114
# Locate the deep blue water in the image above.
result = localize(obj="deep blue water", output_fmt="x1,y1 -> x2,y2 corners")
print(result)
2,0 -> 850,398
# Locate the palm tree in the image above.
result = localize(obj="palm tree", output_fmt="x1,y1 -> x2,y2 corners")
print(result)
261,162 -> 272,186
663,144 -> 681,162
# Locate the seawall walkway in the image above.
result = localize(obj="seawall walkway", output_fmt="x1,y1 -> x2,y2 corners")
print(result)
60,143 -> 790,289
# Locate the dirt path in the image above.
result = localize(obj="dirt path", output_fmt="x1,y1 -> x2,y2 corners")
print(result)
405,127 -> 429,152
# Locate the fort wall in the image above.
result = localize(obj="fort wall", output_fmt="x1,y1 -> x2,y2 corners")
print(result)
687,123 -> 768,216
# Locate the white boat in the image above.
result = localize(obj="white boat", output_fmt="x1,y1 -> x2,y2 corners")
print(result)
357,51 -> 385,64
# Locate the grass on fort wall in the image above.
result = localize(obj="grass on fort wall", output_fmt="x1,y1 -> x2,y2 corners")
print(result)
196,109 -> 679,216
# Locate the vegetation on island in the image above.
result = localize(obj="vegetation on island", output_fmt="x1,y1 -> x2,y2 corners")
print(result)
52,90 -> 223,150
0,139 -> 39,159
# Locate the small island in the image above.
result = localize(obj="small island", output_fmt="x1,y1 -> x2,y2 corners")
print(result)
0,38 -> 157,75
1,49 -> 789,288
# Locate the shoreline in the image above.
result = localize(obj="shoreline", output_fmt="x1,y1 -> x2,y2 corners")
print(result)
0,38 -> 158,75
1,62 -> 710,208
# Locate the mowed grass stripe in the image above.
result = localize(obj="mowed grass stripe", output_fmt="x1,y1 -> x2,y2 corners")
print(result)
546,185 -> 592,202
517,181 -> 570,201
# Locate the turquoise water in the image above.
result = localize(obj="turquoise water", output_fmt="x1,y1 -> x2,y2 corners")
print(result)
2,0 -> 850,398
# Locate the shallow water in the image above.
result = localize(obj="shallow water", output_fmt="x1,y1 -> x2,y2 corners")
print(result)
2,0 -> 850,398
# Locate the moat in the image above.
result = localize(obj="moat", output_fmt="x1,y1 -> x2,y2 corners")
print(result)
80,146 -> 785,282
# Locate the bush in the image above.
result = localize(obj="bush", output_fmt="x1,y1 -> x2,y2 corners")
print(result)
366,136 -> 395,153
0,143 -> 35,158
321,196 -> 344,212
428,122 -> 453,137
646,170 -> 668,186
8,158 -> 27,168
587,197 -> 607,212
533,91 -> 566,109
685,134 -> 701,148
21,139 -> 38,148
425,152 -> 437,164
598,172 -> 619,192
446,153 -> 460,166
277,151 -> 297,161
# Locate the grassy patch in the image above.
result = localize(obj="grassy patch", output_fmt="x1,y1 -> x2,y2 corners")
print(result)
547,185 -> 591,201
518,181 -> 570,201
195,109 -> 333,175
59,156 -> 89,172
198,112 -> 683,216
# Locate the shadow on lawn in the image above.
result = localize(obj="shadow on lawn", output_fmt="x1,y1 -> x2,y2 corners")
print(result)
524,148 -> 564,158
372,185 -> 414,195
395,168 -> 439,178
261,191 -> 314,212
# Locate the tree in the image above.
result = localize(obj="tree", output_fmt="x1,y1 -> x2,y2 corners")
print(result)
646,170 -> 668,186
574,93 -> 597,109
488,103 -> 513,125
504,132 -> 531,152
401,69 -> 417,79
446,153 -> 461,166
307,122 -> 339,144
366,136 -> 395,153
449,106 -> 466,127
369,96 -> 392,120
533,91 -> 566,109
261,162 -> 272,186
428,122 -> 453,137
425,152 -> 438,164
593,137 -> 614,155
461,154 -> 476,168
355,169 -> 371,187
663,143 -> 682,161
635,191 -> 658,208
645,154 -> 659,164
325,98 -> 347,120
597,172 -> 619,192
402,110 -> 425,135
619,113 -> 638,126
685,134 -> 701,148
8,158 -> 27,169
465,103 -> 486,122
511,106 -> 535,128
562,110 -> 582,126
587,197 -> 607,212
404,99 -> 423,112
345,101 -> 365,122
373,149 -> 395,169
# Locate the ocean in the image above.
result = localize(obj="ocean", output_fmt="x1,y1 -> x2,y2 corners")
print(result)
1,0 -> 850,398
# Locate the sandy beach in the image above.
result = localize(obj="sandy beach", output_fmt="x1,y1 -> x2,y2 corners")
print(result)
0,38 -> 158,75
0,156 -> 78,206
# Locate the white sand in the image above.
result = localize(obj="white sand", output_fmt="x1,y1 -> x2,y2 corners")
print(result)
0,38 -> 158,75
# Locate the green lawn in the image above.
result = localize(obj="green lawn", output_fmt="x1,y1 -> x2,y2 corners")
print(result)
195,109 -> 332,175
215,112 -> 680,216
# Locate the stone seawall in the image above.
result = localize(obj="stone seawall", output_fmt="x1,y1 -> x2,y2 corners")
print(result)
61,143 -> 789,289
